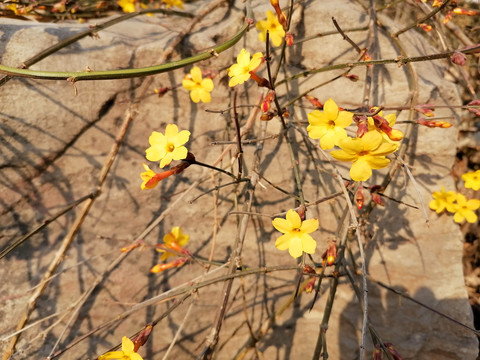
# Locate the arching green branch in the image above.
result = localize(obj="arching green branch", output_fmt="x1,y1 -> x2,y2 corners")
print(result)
0,15 -> 249,82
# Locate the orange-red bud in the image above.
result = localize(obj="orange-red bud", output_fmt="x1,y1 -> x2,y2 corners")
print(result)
304,95 -> 323,109
150,257 -> 187,273
418,23 -> 432,32
262,91 -> 276,112
416,119 -> 452,128
285,32 -> 294,46
443,10 -> 453,24
322,241 -> 337,267
121,240 -> 143,253
355,186 -> 365,210
453,7 -> 478,16
414,104 -> 435,117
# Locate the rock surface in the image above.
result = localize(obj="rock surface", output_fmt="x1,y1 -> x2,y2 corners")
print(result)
0,1 -> 477,359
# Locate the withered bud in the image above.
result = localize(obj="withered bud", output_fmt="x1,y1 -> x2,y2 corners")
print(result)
154,87 -> 170,97
353,114 -> 368,138
133,324 -> 153,352
305,277 -> 316,293
260,112 -> 275,121
343,74 -> 359,82
296,205 -> 306,221
371,192 -> 384,207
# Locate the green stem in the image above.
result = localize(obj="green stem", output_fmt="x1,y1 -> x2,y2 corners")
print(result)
0,17 -> 249,81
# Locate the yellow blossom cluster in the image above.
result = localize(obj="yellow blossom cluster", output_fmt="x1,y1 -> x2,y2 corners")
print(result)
429,171 -> 480,224
306,99 -> 401,182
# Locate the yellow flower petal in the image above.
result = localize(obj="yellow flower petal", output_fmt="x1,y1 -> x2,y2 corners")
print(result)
272,218 -> 292,234
275,234 -> 292,250
323,98 -> 339,120
350,158 -> 373,181
300,218 -> 319,233
285,209 -> 301,228
165,124 -> 179,138
288,236 -> 303,258
301,234 -> 316,254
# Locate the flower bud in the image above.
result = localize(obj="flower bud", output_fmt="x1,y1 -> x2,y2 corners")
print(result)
260,112 -> 275,121
418,23 -> 432,32
467,100 -> 480,117
150,257 -> 187,273
355,186 -> 365,210
453,7 -> 478,16
414,104 -> 435,117
416,119 -> 452,128
305,277 -> 316,293
343,74 -> 359,82
304,95 -> 323,109
322,241 -> 337,267
371,192 -> 384,206
262,90 -> 276,112
285,32 -> 294,46
450,51 -> 466,66
154,87 -> 169,97
354,114 -> 369,138
133,324 -> 153,352
443,10 -> 453,24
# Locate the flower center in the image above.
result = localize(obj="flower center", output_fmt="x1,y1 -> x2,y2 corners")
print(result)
166,143 -> 175,153
292,228 -> 301,232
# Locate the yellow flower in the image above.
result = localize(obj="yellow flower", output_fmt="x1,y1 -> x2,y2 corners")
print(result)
367,108 -> 404,143
429,187 -> 457,213
452,193 -> 480,223
462,170 -> 480,191
307,98 -> 353,150
140,163 -> 158,190
161,0 -> 184,9
256,10 -> 286,47
182,66 -> 214,103
118,0 -> 136,13
145,124 -> 190,168
227,49 -> 263,87
330,131 -> 398,182
156,226 -> 190,261
272,209 -> 319,259
98,336 -> 143,360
